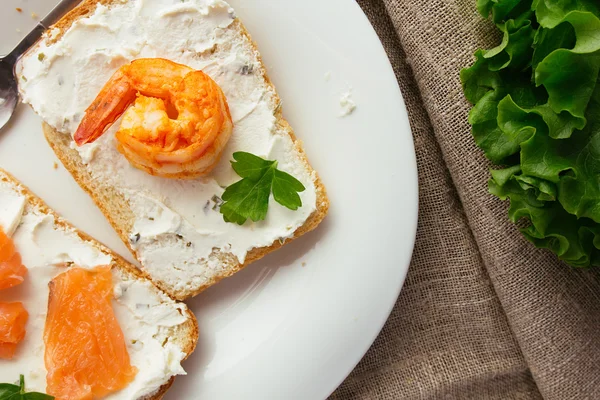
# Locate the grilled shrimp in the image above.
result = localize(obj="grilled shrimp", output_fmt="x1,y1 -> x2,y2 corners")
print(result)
74,58 -> 233,178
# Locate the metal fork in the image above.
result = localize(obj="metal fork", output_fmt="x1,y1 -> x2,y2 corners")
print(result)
0,0 -> 80,130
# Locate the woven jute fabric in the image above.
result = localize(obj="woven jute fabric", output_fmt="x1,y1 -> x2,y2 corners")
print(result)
332,0 -> 600,399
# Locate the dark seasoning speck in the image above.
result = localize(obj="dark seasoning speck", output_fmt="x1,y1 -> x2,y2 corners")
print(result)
211,195 -> 224,211
129,233 -> 141,244
240,64 -> 254,75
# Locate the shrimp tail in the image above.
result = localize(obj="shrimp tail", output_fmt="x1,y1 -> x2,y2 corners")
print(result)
74,72 -> 136,145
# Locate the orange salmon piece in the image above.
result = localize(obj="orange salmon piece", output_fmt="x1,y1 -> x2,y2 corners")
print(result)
0,342 -> 17,359
0,228 -> 27,290
0,302 -> 28,359
44,266 -> 137,400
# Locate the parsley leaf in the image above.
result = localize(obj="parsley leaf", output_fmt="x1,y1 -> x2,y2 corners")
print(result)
272,169 -> 305,210
230,151 -> 273,180
220,152 -> 305,225
0,384 -> 19,399
0,375 -> 53,400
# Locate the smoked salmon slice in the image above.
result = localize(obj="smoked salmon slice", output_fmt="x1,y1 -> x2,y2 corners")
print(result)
44,265 -> 137,400
0,302 -> 29,359
0,342 -> 18,359
0,227 -> 27,290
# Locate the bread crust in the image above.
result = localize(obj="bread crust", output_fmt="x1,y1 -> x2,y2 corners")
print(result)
0,168 -> 198,400
35,0 -> 330,300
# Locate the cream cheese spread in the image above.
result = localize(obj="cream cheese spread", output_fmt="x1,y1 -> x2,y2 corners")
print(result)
17,0 -> 318,294
0,190 -> 25,236
0,180 -> 188,399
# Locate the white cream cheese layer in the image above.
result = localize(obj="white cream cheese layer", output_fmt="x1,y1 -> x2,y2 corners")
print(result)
0,181 -> 188,399
17,0 -> 318,293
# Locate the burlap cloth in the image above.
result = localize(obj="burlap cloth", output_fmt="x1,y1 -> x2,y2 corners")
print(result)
330,0 -> 600,399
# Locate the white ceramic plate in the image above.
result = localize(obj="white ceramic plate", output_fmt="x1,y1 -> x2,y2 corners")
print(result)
0,0 -> 418,398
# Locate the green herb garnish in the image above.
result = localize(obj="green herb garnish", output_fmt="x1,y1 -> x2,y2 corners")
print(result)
220,152 -> 305,225
461,0 -> 600,267
0,375 -> 53,400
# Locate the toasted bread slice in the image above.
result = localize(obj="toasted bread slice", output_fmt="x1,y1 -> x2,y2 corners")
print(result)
0,169 -> 198,400
19,0 -> 329,300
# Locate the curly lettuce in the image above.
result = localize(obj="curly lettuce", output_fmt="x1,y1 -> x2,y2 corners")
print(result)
461,0 -> 600,267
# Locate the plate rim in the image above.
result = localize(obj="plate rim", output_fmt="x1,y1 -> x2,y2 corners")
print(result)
323,1 -> 418,396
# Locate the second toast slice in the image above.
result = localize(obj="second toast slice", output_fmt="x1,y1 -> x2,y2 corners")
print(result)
0,169 -> 198,399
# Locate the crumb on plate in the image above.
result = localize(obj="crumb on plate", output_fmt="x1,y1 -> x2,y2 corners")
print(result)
339,89 -> 356,117
16,7 -> 22,12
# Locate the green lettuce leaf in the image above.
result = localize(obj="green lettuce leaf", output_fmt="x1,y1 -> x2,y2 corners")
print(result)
533,0 -> 600,28
489,166 -> 600,267
533,9 -> 600,125
532,23 -> 576,72
461,0 -> 600,267
461,51 -> 547,163
478,0 -> 532,24
484,15 -> 535,71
